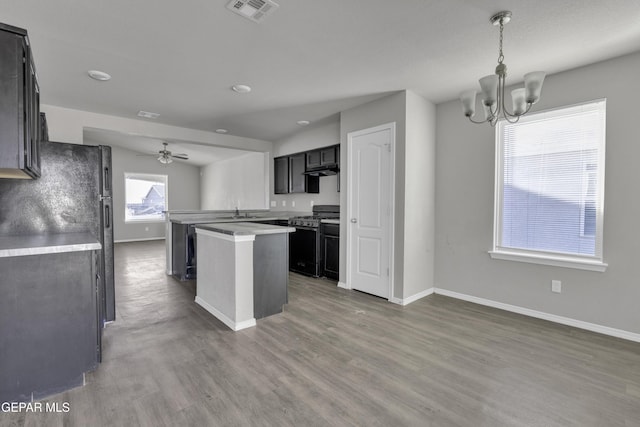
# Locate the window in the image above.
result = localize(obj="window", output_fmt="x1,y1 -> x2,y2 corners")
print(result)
490,100 -> 607,271
124,173 -> 168,222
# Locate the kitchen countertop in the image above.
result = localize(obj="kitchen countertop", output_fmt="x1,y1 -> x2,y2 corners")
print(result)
169,211 -> 308,225
196,222 -> 296,236
0,232 -> 102,258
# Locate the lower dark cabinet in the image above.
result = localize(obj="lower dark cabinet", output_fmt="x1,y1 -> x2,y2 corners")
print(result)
172,223 -> 196,281
0,250 -> 99,402
321,223 -> 339,280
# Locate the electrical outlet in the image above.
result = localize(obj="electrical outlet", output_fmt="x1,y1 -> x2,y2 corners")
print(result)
310,200 -> 314,207
270,200 -> 276,207
145,226 -> 149,232
292,201 -> 296,207
551,280 -> 562,293
281,200 -> 286,207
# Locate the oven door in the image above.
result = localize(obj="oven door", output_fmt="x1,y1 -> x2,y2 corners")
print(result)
289,226 -> 319,277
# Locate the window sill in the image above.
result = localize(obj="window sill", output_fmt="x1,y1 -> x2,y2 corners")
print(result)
489,250 -> 608,272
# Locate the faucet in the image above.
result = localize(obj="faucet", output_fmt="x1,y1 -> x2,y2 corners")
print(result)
235,206 -> 240,217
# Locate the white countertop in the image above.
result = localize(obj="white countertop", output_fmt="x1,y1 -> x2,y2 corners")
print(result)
0,232 -> 102,258
196,222 -> 296,236
169,211 -> 306,225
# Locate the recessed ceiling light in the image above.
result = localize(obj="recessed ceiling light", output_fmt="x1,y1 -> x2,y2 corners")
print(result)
137,110 -> 160,119
215,128 -> 228,134
87,70 -> 111,81
296,120 -> 310,126
231,84 -> 252,94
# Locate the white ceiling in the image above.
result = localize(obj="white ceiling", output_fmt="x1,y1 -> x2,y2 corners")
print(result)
83,128 -> 250,166
3,0 -> 640,155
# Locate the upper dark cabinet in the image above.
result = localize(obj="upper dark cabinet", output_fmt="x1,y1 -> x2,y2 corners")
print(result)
0,23 -> 41,179
274,156 -> 289,194
274,153 -> 319,194
306,145 -> 338,169
289,153 -> 318,194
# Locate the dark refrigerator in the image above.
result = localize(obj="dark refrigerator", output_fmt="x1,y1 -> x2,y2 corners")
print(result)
0,139 -> 115,340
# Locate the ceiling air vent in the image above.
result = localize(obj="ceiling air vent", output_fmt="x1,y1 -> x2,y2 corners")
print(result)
226,0 -> 279,23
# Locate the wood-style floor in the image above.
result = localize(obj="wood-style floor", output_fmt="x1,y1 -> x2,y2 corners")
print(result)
3,240 -> 640,426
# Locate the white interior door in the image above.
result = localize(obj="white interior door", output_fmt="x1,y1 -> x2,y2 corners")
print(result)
347,123 -> 394,299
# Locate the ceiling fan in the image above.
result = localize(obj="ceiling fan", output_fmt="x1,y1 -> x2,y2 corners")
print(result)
142,142 -> 189,164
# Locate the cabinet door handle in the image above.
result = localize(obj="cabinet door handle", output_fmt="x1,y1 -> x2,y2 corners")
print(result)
350,218 -> 357,223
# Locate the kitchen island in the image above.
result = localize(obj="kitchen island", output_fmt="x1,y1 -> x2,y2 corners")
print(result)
164,210 -> 303,279
194,222 -> 295,331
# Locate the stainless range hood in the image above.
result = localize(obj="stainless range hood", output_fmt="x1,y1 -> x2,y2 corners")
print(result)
303,165 -> 339,176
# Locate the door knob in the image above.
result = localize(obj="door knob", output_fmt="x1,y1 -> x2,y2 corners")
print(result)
350,218 -> 357,223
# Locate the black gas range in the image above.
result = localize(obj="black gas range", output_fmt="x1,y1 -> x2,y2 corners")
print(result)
288,205 -> 339,277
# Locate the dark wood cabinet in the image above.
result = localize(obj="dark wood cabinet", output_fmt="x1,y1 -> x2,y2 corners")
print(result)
306,145 -> 338,169
321,223 -> 339,280
289,153 -> 319,193
0,248 -> 99,402
274,153 -> 319,194
274,156 -> 289,194
0,23 -> 41,179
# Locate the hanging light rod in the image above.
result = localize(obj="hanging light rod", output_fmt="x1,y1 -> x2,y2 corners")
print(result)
459,11 -> 546,126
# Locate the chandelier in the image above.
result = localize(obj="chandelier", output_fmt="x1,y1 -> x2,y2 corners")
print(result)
459,11 -> 546,126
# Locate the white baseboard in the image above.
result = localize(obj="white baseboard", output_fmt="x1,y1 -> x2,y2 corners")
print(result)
115,237 -> 165,243
337,281 -> 350,290
434,288 -> 640,343
390,288 -> 434,306
195,296 -> 256,332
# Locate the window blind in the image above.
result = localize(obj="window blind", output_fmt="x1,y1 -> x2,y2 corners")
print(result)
496,100 -> 606,259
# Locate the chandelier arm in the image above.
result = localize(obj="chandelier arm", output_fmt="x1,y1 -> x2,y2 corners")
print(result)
467,115 -> 491,124
497,75 -> 522,123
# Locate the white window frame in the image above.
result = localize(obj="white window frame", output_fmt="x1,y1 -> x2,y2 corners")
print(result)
124,172 -> 169,223
489,99 -> 608,272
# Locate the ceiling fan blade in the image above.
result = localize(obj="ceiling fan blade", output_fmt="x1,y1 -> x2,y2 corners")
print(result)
172,154 -> 189,160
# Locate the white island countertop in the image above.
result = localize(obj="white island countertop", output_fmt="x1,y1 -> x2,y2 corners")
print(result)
196,222 -> 295,236
0,232 -> 102,258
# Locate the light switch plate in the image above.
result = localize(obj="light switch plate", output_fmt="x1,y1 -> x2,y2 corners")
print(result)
270,200 -> 276,207
281,200 -> 286,207
292,201 -> 296,207
551,280 -> 562,293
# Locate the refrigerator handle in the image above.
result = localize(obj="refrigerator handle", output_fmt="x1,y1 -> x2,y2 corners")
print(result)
104,167 -> 110,191
105,204 -> 110,228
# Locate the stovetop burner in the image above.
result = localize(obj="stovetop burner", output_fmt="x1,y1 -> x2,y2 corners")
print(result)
289,205 -> 339,228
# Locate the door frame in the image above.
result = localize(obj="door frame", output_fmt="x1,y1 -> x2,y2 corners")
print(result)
345,122 -> 396,300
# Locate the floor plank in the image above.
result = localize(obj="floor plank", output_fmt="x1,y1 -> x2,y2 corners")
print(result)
2,240 -> 639,426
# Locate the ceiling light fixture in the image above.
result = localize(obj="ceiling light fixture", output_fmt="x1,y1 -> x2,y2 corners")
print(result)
231,85 -> 251,93
87,70 -> 111,81
296,120 -> 310,126
158,155 -> 173,164
231,84 -> 252,94
459,11 -> 546,126
215,128 -> 229,134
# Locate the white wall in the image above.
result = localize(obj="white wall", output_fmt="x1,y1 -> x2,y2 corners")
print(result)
90,144 -> 200,242
403,91 -> 436,299
434,51 -> 640,336
200,152 -> 269,210
340,91 -> 436,301
271,121 -> 341,212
